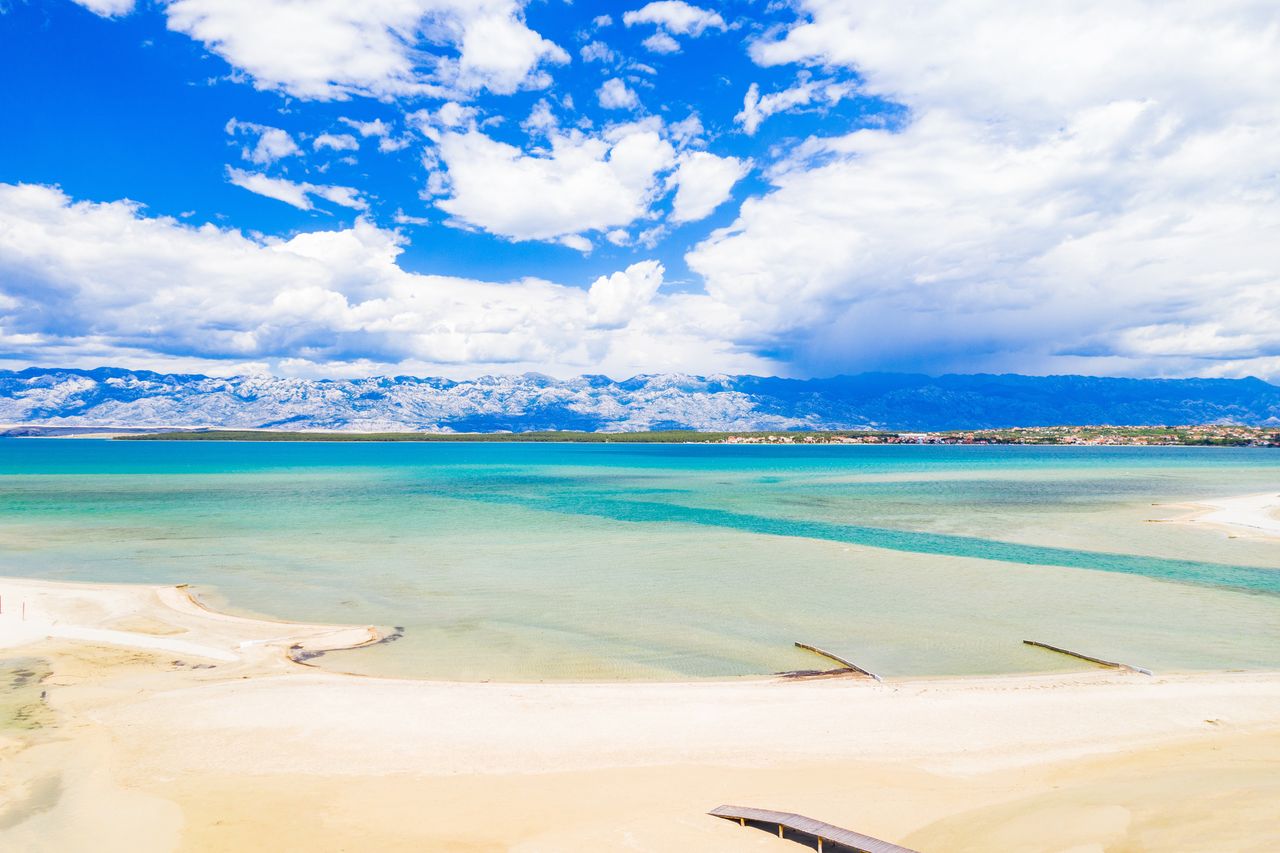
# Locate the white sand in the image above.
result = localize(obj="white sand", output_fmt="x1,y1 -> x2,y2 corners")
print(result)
3,575 -> 1280,851
1180,492 -> 1280,539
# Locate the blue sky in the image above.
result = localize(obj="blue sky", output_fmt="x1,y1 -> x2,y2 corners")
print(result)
1,1 -> 1277,380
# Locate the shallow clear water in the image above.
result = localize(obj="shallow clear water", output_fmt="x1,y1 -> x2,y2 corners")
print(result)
1,440 -> 1278,680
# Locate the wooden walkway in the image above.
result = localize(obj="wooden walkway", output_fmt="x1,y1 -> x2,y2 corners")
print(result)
708,805 -> 920,853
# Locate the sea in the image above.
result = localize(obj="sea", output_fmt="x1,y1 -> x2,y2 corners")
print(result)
1,440 -> 1278,681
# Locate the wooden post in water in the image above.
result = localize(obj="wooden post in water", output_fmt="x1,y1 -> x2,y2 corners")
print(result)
794,642 -> 883,681
1023,640 -> 1152,676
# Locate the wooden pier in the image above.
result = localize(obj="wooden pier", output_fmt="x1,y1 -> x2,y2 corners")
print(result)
709,805 -> 920,852
1023,640 -> 1152,675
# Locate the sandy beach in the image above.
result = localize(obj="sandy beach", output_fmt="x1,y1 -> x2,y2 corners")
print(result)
1176,492 -> 1280,540
2,575 -> 1279,851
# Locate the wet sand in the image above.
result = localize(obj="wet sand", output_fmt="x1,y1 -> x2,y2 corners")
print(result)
2,575 -> 1280,851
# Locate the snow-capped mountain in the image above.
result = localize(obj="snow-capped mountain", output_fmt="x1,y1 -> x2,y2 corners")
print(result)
3,368 -> 1280,432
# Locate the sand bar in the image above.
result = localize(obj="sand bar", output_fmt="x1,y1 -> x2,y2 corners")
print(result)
1178,492 -> 1280,540
2,575 -> 1280,851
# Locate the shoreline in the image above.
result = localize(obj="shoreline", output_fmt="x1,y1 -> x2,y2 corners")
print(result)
4,574 -> 1280,850
1,574 -> 1250,687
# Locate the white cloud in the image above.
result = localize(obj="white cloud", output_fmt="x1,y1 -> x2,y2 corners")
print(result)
378,136 -> 413,153
225,119 -> 301,165
407,102 -> 479,142
580,41 -> 616,63
521,99 -> 558,137
597,78 -> 640,110
225,168 -> 312,209
670,152 -> 747,223
687,0 -> 1280,377
434,124 -> 675,242
558,234 -> 593,253
393,210 -> 431,226
735,77 -> 852,135
588,261 -> 664,328
642,32 -> 681,54
314,133 -> 359,152
623,2 -> 726,36
226,168 -> 368,212
308,184 -> 370,212
69,0 -> 135,17
0,183 -> 771,377
451,4 -> 571,94
750,0 -> 1276,131
668,113 -> 705,147
160,0 -> 568,100
339,118 -> 391,137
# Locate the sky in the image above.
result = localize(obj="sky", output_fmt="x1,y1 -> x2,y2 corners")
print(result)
0,0 -> 1278,381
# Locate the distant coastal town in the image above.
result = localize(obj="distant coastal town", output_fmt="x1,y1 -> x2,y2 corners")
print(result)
88,423 -> 1280,445
719,425 -> 1280,446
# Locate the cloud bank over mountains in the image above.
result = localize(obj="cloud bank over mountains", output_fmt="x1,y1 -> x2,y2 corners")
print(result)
0,184 -> 766,379
3,1 -> 1278,381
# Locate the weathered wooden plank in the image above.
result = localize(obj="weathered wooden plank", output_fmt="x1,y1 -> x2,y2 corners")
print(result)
709,805 -> 919,853
1023,640 -> 1153,675
794,642 -> 883,681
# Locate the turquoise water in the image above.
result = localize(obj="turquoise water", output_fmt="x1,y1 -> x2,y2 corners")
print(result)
1,440 -> 1279,680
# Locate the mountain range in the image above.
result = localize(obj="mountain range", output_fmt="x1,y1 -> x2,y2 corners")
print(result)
3,367 -> 1280,433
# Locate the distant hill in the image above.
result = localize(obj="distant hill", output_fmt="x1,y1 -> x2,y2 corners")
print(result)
2,367 -> 1280,433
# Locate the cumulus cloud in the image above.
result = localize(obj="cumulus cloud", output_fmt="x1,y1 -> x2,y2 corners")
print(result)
339,118 -> 392,137
688,0 -> 1280,377
378,136 -> 413,153
158,0 -> 568,100
588,261 -> 664,328
668,113 -> 705,147
735,77 -> 852,135
669,152 -> 747,223
225,119 -> 301,165
314,133 -> 360,152
597,78 -> 640,110
520,99 -> 558,137
0,183 -> 770,377
434,124 -> 675,242
623,2 -> 725,36
642,32 -> 681,54
69,0 -> 135,17
226,168 -> 369,212
408,102 -> 479,142
580,40 -> 616,63
33,0 -> 1280,383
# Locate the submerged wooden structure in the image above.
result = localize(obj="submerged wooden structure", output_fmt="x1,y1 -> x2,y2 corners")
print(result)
709,805 -> 920,852
1023,640 -> 1153,675
788,642 -> 883,681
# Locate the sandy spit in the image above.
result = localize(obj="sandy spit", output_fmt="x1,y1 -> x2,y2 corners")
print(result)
1175,491 -> 1280,540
